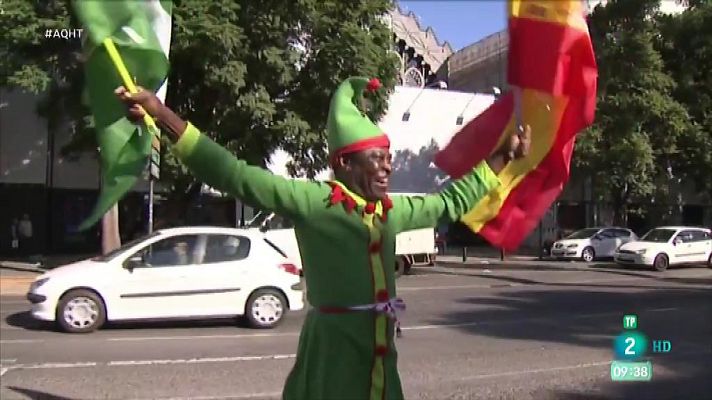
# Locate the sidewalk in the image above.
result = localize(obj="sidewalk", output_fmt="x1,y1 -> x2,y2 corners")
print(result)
438,245 -> 544,262
0,268 -> 39,296
0,254 -> 91,271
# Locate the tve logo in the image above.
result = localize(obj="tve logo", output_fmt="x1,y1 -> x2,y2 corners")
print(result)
652,340 -> 672,353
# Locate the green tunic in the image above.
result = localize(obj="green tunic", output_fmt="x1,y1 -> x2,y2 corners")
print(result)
173,123 -> 500,400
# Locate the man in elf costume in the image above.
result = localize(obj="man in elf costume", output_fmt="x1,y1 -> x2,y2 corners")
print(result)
116,76 -> 530,400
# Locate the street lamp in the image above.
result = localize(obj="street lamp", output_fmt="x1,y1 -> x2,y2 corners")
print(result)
402,80 -> 449,122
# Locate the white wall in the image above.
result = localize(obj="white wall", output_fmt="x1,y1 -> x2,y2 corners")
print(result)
0,90 -> 49,184
267,86 -> 496,185
1,89 -> 155,191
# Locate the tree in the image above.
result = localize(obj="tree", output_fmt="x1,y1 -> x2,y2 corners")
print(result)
390,139 -> 448,193
574,0 -> 693,225
656,1 -> 712,200
0,0 -> 123,253
162,0 -> 399,183
2,0 -> 399,246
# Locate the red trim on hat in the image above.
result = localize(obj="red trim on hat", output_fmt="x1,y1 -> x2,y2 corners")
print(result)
330,134 -> 391,167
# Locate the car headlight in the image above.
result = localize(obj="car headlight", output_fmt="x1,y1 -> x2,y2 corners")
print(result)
635,249 -> 647,255
30,277 -> 49,291
567,244 -> 579,248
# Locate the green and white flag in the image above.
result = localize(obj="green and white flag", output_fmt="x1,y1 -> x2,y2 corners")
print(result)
73,0 -> 172,231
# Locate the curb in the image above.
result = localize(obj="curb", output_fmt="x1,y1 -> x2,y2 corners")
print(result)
0,261 -> 46,273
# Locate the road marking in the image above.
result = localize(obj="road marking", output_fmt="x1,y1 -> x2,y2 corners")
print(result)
0,368 -> 7,377
0,339 -> 43,344
403,307 -> 686,332
402,313 -> 621,332
0,358 -> 17,363
400,284 -> 512,291
146,393 -> 282,400
3,354 -> 296,373
17,361 -> 98,370
399,276 -> 653,292
107,354 -> 295,366
0,305 -> 696,345
108,332 -> 299,342
453,360 -> 610,381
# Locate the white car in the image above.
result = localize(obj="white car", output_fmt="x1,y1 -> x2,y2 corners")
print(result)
551,227 -> 637,262
26,227 -> 304,333
615,226 -> 712,271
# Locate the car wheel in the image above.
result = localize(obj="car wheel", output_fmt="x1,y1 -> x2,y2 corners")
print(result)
56,289 -> 106,333
245,289 -> 286,329
653,254 -> 669,272
581,247 -> 595,263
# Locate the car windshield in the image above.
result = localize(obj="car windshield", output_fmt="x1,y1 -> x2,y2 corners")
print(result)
565,228 -> 600,240
91,232 -> 161,262
641,229 -> 676,243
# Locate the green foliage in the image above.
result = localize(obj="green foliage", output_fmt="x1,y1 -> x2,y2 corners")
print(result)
390,139 -> 447,193
2,0 -> 399,197
574,0 -> 697,223
0,0 -> 94,152
656,1 -> 712,198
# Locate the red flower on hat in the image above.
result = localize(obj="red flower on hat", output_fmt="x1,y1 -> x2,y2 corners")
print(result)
366,78 -> 381,93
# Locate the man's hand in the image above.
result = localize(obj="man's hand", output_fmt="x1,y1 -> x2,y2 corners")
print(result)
115,86 -> 187,142
485,124 -> 532,174
115,86 -> 164,122
506,124 -> 531,160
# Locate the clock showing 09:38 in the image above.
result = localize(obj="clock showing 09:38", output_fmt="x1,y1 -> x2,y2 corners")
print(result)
613,331 -> 649,361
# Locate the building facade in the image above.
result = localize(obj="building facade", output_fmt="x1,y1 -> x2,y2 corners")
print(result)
383,6 -> 453,88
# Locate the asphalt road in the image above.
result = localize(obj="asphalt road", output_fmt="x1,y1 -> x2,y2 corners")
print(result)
1,261 -> 711,400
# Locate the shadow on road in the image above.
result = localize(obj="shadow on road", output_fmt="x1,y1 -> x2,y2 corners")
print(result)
6,386 -> 76,400
432,286 -> 712,399
4,311 -> 52,331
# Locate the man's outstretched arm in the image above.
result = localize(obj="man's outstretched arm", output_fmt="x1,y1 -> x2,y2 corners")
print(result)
393,126 -> 531,232
116,86 -> 318,221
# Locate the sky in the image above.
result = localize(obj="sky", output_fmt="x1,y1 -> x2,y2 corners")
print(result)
398,1 -> 508,51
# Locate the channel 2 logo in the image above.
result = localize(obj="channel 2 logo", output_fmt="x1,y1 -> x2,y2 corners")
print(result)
613,314 -> 649,361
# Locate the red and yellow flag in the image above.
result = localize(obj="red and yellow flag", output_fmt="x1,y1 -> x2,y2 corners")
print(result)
434,0 -> 598,251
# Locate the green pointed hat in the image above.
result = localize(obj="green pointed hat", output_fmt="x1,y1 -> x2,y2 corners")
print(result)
327,77 -> 390,162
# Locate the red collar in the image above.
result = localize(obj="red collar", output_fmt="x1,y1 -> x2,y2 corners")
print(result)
328,182 -> 392,221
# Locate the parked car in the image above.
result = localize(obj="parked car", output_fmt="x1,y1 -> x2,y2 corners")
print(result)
614,226 -> 712,271
26,227 -> 304,333
551,227 -> 637,262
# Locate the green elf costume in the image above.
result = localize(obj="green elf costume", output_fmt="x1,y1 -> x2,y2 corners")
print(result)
169,77 -> 501,399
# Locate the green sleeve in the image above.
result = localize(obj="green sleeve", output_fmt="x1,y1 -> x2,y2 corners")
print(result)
172,123 -> 320,222
392,161 -> 501,233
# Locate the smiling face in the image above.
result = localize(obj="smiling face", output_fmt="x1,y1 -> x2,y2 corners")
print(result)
336,147 -> 392,201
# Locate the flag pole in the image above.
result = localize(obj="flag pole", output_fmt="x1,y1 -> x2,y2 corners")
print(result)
102,39 -> 159,132
148,179 -> 155,233
102,38 -> 160,234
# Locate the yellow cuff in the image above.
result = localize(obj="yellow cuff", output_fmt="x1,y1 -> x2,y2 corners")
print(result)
172,122 -> 201,159
474,160 -> 501,190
